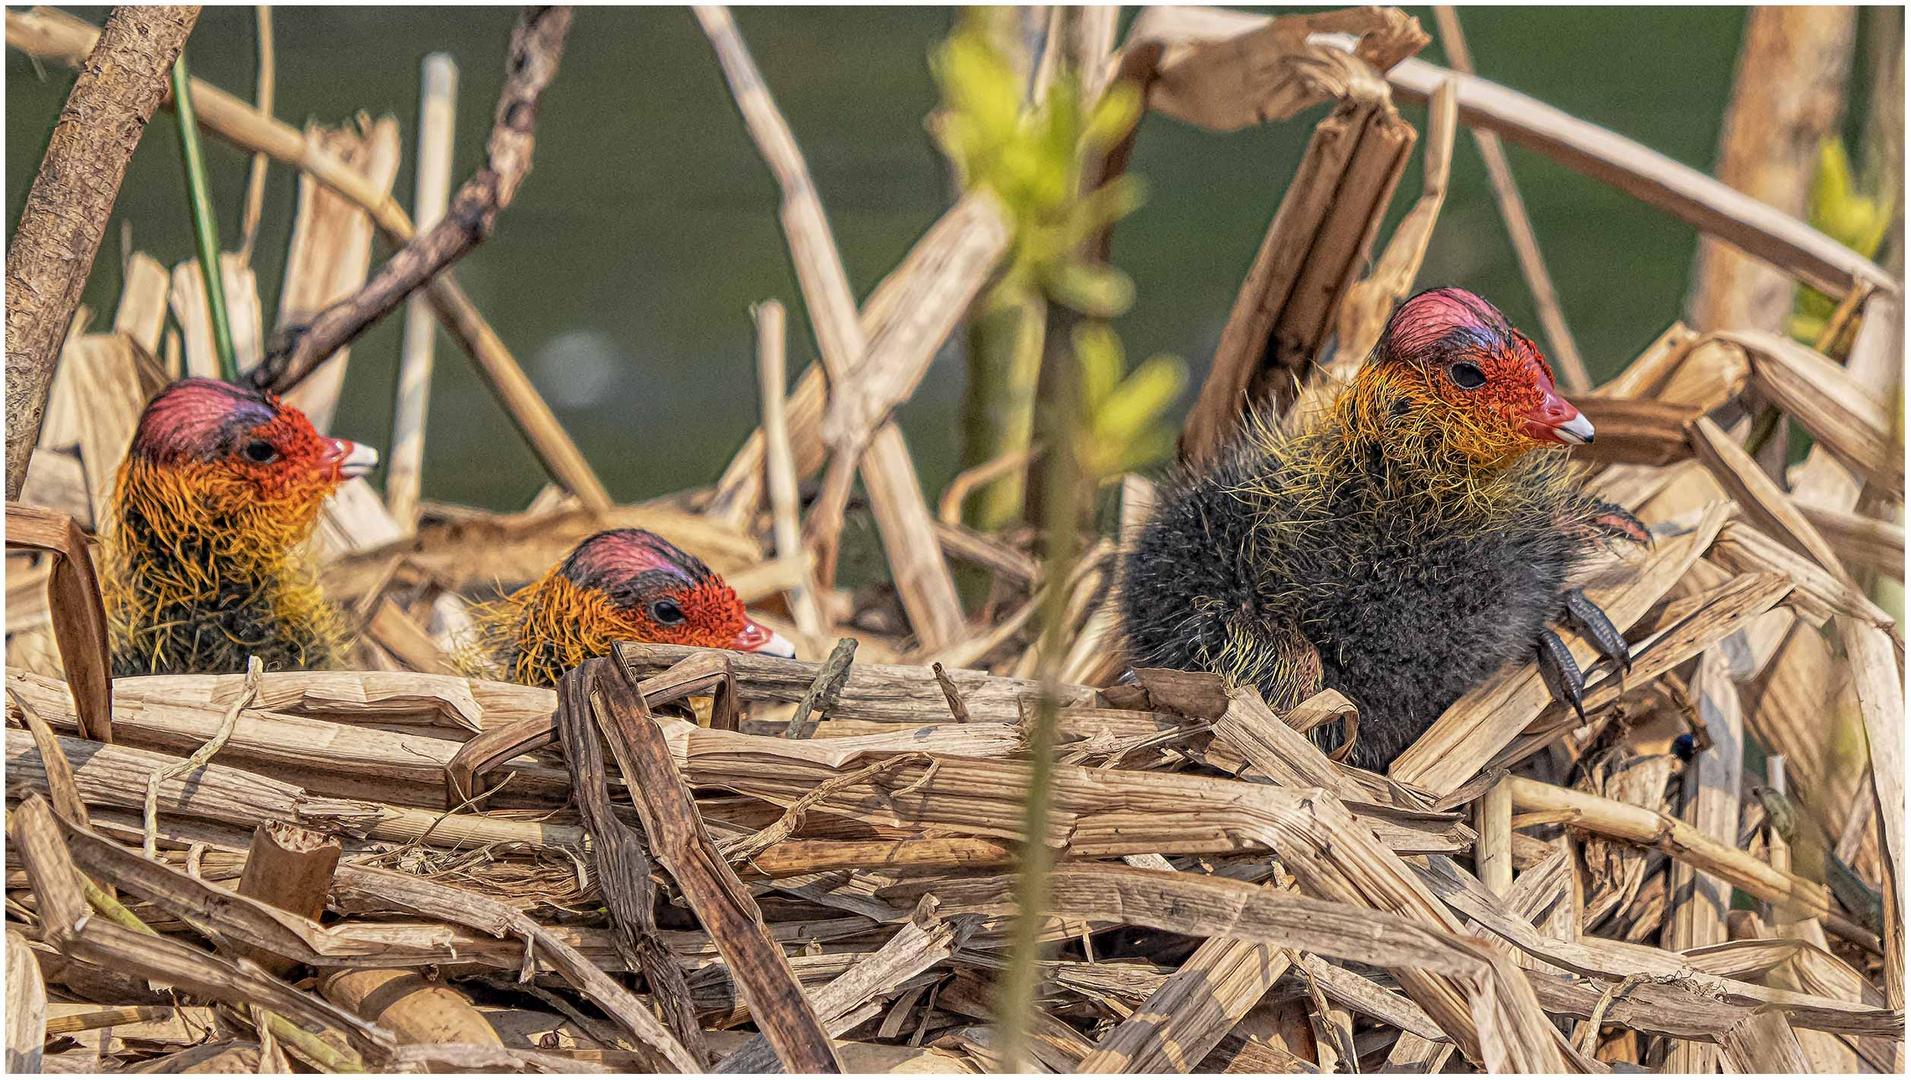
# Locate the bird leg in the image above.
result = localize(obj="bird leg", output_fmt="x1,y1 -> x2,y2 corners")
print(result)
1537,589 -> 1632,720
1536,629 -> 1587,722
1561,587 -> 1631,673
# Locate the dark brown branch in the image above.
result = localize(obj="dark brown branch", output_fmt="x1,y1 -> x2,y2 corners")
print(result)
5,5 -> 199,498
554,665 -> 711,1067
250,6 -> 571,395
588,656 -> 844,1074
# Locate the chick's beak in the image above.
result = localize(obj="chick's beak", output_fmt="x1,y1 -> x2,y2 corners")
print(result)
1522,387 -> 1595,446
327,438 -> 380,479
732,618 -> 797,658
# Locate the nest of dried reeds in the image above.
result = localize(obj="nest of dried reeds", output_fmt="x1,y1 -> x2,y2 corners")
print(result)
5,3 -> 1904,1074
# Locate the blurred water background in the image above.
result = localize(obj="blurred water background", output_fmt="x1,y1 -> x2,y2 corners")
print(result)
5,7 -> 1887,511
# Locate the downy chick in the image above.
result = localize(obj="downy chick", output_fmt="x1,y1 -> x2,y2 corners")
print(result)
470,528 -> 796,687
1120,289 -> 1643,770
107,377 -> 379,675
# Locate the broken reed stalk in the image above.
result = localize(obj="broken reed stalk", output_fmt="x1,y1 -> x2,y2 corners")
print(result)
754,299 -> 827,647
234,821 -> 340,977
170,52 -> 237,382
387,51 -> 460,529
3,5 -> 198,500
5,503 -> 113,744
554,664 -> 710,1065
1181,79 -> 1416,464
254,6 -> 570,395
589,658 -> 843,1072
234,4 -> 273,265
784,637 -> 857,738
1428,5 -> 1587,390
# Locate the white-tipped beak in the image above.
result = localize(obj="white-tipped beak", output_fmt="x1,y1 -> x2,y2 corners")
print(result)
1552,413 -> 1595,446
756,630 -> 797,659
334,439 -> 380,478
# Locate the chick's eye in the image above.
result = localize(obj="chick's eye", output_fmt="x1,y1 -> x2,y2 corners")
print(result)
241,439 -> 279,464
649,599 -> 686,626
1448,361 -> 1487,390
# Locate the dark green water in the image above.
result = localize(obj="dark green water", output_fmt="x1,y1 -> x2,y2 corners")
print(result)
6,6 -> 1800,510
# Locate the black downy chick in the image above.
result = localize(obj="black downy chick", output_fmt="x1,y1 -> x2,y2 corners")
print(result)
1119,288 -> 1646,770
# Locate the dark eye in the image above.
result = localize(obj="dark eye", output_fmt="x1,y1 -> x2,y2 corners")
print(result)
242,439 -> 279,464
649,599 -> 685,625
1448,361 -> 1487,390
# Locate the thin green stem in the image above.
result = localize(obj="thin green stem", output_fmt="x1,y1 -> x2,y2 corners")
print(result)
997,297 -> 1085,1073
171,53 -> 237,382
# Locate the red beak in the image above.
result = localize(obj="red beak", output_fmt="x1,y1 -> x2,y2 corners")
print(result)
1521,385 -> 1595,446
731,618 -> 796,658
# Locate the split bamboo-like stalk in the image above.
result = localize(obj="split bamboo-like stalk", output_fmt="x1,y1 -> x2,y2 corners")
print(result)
386,51 -> 459,530
1181,83 -> 1417,464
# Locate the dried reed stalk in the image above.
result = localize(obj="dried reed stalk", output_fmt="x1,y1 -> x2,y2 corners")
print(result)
1076,936 -> 1290,1073
1840,616 -> 1906,1009
753,300 -> 827,649
1121,6 -> 1427,132
387,51 -> 460,529
1319,77 -> 1459,379
1659,651 -> 1742,1073
1182,86 -> 1416,463
1377,48 -> 1898,298
5,504 -> 111,743
1728,328 -> 1904,500
713,899 -> 956,1072
555,663 -> 710,1065
112,252 -> 170,357
276,117 -> 402,428
5,929 -> 45,1073
1506,776 -> 1872,948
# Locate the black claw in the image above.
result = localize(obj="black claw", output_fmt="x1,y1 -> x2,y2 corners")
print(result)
1562,588 -> 1631,674
1537,629 -> 1587,722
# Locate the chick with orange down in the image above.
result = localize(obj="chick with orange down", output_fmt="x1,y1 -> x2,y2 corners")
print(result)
105,377 -> 379,676
469,528 -> 796,688
1120,289 -> 1645,771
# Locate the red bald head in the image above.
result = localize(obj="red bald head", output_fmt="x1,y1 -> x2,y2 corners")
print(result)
1372,288 -> 1592,454
558,529 -> 794,656
131,377 -> 378,494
